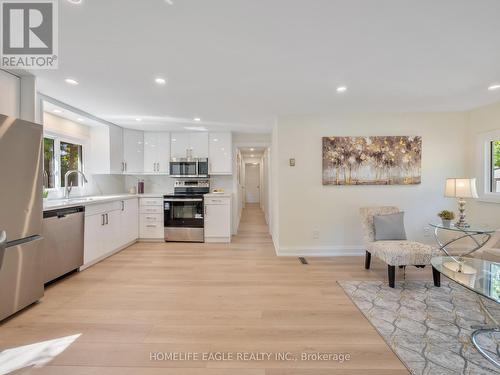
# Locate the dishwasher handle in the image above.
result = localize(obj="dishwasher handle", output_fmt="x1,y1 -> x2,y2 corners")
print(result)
43,206 -> 85,219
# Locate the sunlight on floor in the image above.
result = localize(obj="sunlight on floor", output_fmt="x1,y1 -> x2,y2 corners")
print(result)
0,333 -> 81,375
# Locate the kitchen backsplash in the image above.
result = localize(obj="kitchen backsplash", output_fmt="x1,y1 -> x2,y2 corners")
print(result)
124,175 -> 233,194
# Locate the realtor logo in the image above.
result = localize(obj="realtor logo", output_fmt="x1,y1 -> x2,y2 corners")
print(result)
1,0 -> 58,69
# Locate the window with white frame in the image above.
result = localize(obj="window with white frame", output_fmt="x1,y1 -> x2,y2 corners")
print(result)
491,139 -> 500,193
43,135 -> 84,190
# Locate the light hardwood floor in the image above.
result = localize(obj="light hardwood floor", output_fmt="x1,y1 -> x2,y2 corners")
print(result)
0,203 -> 435,374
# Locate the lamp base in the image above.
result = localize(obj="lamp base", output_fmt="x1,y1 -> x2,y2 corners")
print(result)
455,197 -> 470,229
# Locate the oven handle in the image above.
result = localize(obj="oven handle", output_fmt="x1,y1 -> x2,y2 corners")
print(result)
164,198 -> 203,202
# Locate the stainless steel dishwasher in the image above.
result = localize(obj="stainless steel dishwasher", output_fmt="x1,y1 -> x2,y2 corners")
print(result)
42,206 -> 85,284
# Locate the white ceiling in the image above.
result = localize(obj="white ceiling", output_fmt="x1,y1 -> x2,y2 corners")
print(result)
240,147 -> 266,158
31,0 -> 500,132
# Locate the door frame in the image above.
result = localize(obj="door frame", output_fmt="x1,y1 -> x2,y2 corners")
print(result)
232,141 -> 272,235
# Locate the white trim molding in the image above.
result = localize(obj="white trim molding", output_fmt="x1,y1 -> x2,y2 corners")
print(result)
276,245 -> 365,257
475,129 -> 500,204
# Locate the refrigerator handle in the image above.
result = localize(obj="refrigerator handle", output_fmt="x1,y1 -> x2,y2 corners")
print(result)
0,230 -> 6,270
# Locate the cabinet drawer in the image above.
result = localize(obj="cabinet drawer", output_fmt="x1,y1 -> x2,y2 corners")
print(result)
139,197 -> 163,206
139,205 -> 163,214
205,197 -> 230,205
140,213 -> 163,223
139,222 -> 164,239
85,201 -> 121,216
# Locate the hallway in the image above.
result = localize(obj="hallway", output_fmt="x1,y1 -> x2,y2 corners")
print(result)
0,204 -> 409,374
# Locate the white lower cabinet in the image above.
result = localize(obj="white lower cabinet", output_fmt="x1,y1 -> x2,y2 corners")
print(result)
139,197 -> 164,240
204,195 -> 231,243
83,198 -> 139,268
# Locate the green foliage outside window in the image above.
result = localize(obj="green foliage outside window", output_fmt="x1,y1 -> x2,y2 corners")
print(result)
60,142 -> 82,188
43,138 -> 55,189
494,140 -> 500,169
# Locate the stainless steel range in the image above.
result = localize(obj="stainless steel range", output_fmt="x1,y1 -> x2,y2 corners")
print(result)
164,180 -> 210,242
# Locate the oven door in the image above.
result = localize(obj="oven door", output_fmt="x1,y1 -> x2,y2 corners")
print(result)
169,162 -> 198,177
164,198 -> 204,228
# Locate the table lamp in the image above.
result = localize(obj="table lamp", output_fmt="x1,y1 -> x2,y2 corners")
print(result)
444,178 -> 479,228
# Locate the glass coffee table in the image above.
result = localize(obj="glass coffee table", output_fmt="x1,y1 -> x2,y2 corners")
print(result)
431,256 -> 500,367
430,223 -> 494,258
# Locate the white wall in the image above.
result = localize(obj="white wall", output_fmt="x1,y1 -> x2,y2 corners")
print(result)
466,101 -> 500,229
0,70 -> 20,117
43,112 -> 125,197
274,113 -> 468,256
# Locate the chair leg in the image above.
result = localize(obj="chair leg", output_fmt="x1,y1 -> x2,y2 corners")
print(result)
388,265 -> 396,288
432,266 -> 441,287
364,251 -> 371,269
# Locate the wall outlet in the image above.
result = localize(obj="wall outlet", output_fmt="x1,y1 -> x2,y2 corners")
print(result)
313,229 -> 320,239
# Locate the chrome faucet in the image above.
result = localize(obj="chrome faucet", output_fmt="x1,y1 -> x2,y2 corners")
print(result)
64,170 -> 88,199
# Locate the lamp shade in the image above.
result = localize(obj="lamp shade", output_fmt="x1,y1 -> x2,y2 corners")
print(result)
445,178 -> 479,198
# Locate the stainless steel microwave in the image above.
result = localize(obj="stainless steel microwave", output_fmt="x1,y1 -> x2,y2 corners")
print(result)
169,158 -> 209,178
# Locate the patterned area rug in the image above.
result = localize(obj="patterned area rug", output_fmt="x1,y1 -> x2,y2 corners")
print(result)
339,280 -> 500,374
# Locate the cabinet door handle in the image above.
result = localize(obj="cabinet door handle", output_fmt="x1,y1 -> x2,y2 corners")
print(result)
146,225 -> 156,228
204,205 -> 207,216
101,214 -> 105,226
105,213 -> 109,225
121,201 -> 125,211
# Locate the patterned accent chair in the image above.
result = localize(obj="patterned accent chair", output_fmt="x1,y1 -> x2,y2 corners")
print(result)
360,206 -> 441,288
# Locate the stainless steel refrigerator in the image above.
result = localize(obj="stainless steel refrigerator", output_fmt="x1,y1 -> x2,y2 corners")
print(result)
0,114 -> 44,321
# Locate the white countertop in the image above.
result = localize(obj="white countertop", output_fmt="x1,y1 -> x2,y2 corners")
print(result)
204,193 -> 232,198
43,193 -> 168,211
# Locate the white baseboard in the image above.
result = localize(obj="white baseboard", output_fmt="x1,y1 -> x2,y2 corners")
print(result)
80,239 -> 137,271
276,245 -> 365,257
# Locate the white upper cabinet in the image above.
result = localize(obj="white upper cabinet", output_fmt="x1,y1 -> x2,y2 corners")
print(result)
123,129 -> 144,174
209,132 -> 232,175
109,125 -> 124,174
170,132 -> 190,159
89,124 -> 123,174
189,132 -> 209,158
144,132 -> 170,174
171,132 -> 208,159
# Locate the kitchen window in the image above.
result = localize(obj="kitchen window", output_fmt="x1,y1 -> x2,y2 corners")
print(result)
60,141 -> 83,188
43,135 -> 85,190
492,140 -> 500,193
43,137 -> 56,189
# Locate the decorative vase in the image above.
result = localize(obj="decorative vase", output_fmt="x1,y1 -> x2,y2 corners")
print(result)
441,219 -> 452,228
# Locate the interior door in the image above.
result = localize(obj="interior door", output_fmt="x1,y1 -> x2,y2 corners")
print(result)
245,163 -> 260,203
0,116 -> 43,242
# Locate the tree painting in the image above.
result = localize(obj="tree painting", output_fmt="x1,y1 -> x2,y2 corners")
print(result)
322,136 -> 422,185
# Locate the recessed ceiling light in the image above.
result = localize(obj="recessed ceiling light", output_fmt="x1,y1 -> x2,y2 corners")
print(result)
53,109 -> 62,114
155,77 -> 166,85
193,117 -> 201,122
77,118 -> 84,122
336,86 -> 347,93
136,118 -> 142,122
184,126 -> 207,131
165,0 -> 174,4
250,148 -> 255,151
488,84 -> 500,91
213,138 -> 219,142
67,0 -> 82,4
65,78 -> 79,85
